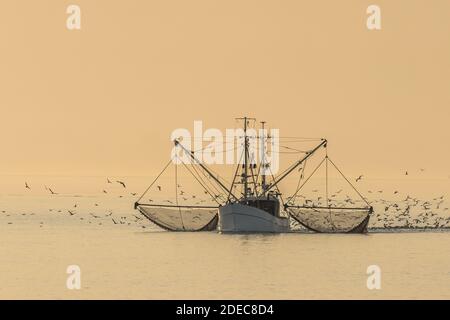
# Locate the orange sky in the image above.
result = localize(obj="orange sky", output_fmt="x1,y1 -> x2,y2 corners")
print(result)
0,1 -> 449,178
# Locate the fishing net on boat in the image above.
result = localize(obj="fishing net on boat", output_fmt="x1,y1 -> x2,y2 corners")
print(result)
283,154 -> 373,233
134,143 -> 238,231
287,206 -> 371,233
137,204 -> 218,231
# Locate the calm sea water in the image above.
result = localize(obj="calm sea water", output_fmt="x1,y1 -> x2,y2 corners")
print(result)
0,175 -> 449,299
1,226 -> 449,299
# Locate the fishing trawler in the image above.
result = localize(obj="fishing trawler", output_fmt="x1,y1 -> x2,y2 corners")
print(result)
135,117 -> 372,233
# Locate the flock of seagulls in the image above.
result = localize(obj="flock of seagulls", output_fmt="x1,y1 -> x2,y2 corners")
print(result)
369,195 -> 449,229
286,168 -> 449,230
24,179 -> 129,195
2,170 -> 448,231
352,168 -> 426,183
0,178 -> 149,229
24,182 -> 59,195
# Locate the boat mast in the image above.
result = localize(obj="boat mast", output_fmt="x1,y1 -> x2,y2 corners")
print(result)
244,118 -> 248,198
260,121 -> 266,196
236,117 -> 255,199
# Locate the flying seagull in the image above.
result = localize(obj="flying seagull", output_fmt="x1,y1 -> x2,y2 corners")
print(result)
356,175 -> 363,182
116,180 -> 126,188
25,182 -> 31,190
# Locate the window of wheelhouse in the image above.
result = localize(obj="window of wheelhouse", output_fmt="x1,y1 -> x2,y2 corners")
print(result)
258,200 -> 277,216
243,199 -> 277,216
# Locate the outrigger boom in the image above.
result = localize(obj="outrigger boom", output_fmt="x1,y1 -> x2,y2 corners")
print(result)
174,139 -> 239,202
263,139 -> 327,195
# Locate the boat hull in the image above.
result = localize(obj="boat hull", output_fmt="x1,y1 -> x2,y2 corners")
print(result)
218,203 -> 290,233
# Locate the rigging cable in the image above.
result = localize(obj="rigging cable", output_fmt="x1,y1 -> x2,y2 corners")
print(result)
286,157 -> 327,205
190,161 -> 226,202
179,144 -> 229,200
174,155 -> 185,230
179,160 -> 222,206
294,158 -> 308,195
327,157 -> 372,208
136,158 -> 173,204
268,142 -> 325,187
227,147 -> 245,203
248,149 -> 259,195
325,147 -> 336,231
267,165 -> 287,216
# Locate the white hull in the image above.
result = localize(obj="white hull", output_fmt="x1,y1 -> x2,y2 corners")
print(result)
218,203 -> 290,233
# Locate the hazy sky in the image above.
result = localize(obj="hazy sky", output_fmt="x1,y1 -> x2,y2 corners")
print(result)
1,1 -> 449,178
